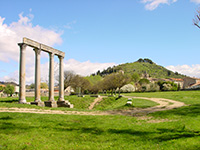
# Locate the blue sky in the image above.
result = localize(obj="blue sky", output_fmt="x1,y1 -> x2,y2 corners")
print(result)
0,0 -> 200,84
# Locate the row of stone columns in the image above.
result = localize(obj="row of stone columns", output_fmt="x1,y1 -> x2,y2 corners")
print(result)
18,43 -> 65,105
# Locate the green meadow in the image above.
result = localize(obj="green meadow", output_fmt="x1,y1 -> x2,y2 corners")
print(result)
0,91 -> 200,149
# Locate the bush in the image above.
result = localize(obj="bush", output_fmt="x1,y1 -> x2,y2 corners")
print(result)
120,84 -> 135,93
157,80 -> 178,91
139,79 -> 150,85
4,84 -> 15,97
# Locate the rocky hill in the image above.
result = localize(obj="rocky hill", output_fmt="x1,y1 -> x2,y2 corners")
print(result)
94,58 -> 186,79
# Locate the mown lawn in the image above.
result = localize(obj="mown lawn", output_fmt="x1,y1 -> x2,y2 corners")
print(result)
0,91 -> 200,149
93,97 -> 158,110
0,95 -> 95,111
124,90 -> 200,105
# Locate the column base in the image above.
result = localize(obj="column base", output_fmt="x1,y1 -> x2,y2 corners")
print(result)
57,100 -> 74,108
31,101 -> 45,107
19,99 -> 27,104
44,101 -> 57,107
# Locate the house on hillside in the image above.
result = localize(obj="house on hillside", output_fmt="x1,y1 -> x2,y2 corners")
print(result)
170,78 -> 184,89
0,82 -> 19,96
65,86 -> 74,95
183,77 -> 200,89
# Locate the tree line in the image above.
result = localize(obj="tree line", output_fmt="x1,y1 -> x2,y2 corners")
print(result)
64,71 -> 181,95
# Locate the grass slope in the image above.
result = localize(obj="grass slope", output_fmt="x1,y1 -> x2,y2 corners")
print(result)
114,61 -> 185,78
94,97 -> 158,110
0,96 -> 95,110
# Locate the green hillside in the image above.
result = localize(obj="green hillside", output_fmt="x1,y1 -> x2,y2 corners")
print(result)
96,58 -> 185,79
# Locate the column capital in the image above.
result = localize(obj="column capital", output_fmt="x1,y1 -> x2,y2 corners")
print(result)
33,48 -> 41,55
58,55 -> 64,60
18,43 -> 27,49
49,52 -> 55,58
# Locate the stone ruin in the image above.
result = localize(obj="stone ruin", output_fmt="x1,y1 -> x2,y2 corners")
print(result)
18,37 -> 73,108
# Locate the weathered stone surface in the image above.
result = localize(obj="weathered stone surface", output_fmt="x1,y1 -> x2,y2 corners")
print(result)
44,101 -> 57,107
31,101 -> 45,107
48,53 -> 54,101
34,48 -> 41,102
58,56 -> 64,101
18,37 -> 74,108
23,37 -> 65,57
57,100 -> 73,108
18,43 -> 27,104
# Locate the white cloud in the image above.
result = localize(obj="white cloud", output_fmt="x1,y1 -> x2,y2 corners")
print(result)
1,59 -> 116,84
190,0 -> 200,4
141,0 -> 177,10
0,13 -> 62,63
166,64 -> 200,78
64,59 -> 117,76
0,12 -> 63,84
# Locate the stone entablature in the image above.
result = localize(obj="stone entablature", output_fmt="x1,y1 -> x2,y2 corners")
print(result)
18,37 -> 73,108
23,38 -> 65,57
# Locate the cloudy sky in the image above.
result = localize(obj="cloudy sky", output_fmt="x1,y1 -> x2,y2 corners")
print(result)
0,0 -> 200,84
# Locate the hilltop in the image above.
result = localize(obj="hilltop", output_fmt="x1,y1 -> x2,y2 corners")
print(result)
94,58 -> 185,79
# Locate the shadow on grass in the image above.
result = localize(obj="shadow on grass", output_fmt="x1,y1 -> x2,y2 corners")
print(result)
153,104 -> 200,117
0,99 -> 18,103
156,127 -> 200,141
0,116 -> 13,120
54,122 -> 200,143
108,129 -> 154,136
0,122 -> 36,134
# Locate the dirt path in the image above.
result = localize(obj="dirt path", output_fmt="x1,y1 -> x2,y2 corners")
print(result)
0,97 -> 186,116
88,96 -> 103,110
106,96 -> 186,116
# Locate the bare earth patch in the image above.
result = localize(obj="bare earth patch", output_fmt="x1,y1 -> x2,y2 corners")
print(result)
0,96 -> 186,118
88,96 -> 103,110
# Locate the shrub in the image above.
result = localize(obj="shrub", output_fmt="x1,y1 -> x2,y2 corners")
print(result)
139,79 -> 150,85
120,84 -> 135,93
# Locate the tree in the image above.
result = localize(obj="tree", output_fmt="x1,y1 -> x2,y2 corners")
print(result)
64,71 -> 76,89
70,75 -> 91,94
132,72 -> 140,83
0,86 -> 4,91
193,8 -> 200,29
139,79 -> 150,85
4,84 -> 15,97
41,82 -> 48,89
167,70 -> 171,76
29,83 -> 35,89
102,73 -> 131,95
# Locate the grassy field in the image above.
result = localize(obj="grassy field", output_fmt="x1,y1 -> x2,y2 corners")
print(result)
0,96 -> 95,111
93,97 -> 158,110
0,91 -> 200,149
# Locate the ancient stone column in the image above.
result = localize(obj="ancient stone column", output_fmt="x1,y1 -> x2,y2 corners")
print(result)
58,56 -> 64,101
34,48 -> 41,102
48,52 -> 55,101
18,43 -> 27,103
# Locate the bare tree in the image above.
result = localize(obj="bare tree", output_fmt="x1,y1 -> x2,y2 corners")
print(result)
193,8 -> 200,29
64,70 -> 76,89
102,73 -> 131,96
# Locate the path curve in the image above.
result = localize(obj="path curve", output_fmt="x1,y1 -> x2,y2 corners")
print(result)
106,96 -> 186,116
88,96 -> 103,110
0,96 -> 186,116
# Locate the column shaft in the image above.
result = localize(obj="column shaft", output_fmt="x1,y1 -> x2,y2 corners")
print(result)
34,48 -> 41,102
48,53 -> 55,101
18,43 -> 27,103
58,56 -> 64,101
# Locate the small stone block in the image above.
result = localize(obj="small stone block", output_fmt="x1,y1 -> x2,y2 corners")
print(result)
31,101 -> 45,107
126,101 -> 132,105
44,101 -> 57,107
57,100 -> 73,108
